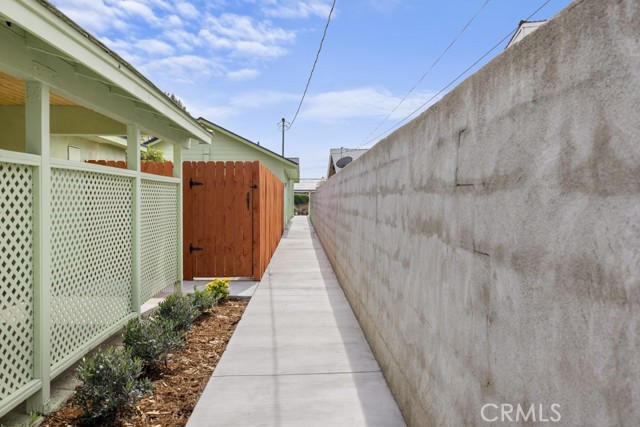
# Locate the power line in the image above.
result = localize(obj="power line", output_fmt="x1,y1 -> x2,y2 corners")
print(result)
361,0 -> 492,143
356,0 -> 553,149
288,0 -> 337,128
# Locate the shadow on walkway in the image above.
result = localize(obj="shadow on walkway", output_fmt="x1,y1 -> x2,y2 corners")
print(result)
187,216 -> 405,427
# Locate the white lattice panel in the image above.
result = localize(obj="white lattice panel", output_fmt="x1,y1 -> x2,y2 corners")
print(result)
0,162 -> 34,400
140,179 -> 179,303
50,168 -> 133,366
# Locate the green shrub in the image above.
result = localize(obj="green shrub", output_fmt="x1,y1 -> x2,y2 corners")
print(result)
73,348 -> 152,425
294,194 -> 309,205
189,286 -> 218,314
122,316 -> 183,369
140,146 -> 165,162
157,293 -> 198,333
205,278 -> 230,302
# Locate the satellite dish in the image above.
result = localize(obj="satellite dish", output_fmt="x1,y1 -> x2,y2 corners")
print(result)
336,156 -> 353,168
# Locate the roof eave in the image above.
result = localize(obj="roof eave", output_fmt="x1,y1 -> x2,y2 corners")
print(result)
198,117 -> 298,168
1,0 -> 212,145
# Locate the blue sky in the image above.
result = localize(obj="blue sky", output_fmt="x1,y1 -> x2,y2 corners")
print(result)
50,0 -> 573,177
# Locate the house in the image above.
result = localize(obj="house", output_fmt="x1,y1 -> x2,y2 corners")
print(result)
293,178 -> 324,216
327,148 -> 368,178
0,0 -> 212,418
294,178 -> 324,196
505,20 -> 548,49
149,117 -> 300,225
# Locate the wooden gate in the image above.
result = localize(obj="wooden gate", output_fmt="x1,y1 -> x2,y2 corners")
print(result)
183,161 -> 284,280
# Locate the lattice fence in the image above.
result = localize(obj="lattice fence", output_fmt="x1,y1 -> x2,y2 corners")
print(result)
140,179 -> 179,303
0,162 -> 34,400
49,168 -> 133,367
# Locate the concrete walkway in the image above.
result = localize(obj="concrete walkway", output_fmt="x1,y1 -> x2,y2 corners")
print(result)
187,216 -> 405,427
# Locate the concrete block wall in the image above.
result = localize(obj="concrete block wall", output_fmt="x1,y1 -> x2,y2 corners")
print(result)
311,0 -> 640,425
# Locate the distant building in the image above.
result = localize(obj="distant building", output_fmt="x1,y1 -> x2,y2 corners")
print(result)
506,20 -> 548,49
295,178 -> 324,195
327,148 -> 368,178
293,178 -> 323,216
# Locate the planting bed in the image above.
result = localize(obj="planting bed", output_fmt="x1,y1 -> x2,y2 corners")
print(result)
43,299 -> 248,427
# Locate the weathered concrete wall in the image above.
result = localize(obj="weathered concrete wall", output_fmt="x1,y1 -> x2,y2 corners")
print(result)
311,0 -> 640,426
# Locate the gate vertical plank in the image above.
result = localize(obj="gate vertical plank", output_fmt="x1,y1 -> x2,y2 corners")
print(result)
263,165 -> 269,269
268,167 -> 274,260
262,164 -> 269,276
182,162 -> 193,280
242,162 -> 253,277
214,162 -> 225,276
267,179 -> 275,258
205,161 -> 216,277
233,162 -> 247,276
264,165 -> 269,275
273,177 -> 278,254
193,161 -> 207,277
252,162 -> 261,279
259,164 -> 266,278
224,161 -> 236,276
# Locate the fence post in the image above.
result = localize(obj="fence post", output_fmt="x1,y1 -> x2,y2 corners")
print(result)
173,144 -> 183,295
25,81 -> 51,413
127,125 -> 141,314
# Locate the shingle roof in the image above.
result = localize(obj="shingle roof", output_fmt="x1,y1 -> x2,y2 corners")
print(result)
295,179 -> 324,192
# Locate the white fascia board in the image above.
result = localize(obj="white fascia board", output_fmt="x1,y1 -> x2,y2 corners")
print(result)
94,135 -> 128,148
2,0 -> 212,144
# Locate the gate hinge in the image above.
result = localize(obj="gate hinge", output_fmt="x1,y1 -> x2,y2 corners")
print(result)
189,243 -> 204,253
190,178 -> 204,189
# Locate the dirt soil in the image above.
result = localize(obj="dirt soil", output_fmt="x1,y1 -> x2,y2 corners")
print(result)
43,299 -> 248,427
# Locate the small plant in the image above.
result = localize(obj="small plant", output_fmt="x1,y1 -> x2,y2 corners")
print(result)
157,293 -> 199,333
206,278 -> 230,302
140,146 -> 165,162
189,286 -> 218,314
0,412 -> 40,427
122,316 -> 183,369
73,347 -> 152,425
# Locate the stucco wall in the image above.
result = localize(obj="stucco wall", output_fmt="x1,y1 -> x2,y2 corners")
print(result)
311,0 -> 640,426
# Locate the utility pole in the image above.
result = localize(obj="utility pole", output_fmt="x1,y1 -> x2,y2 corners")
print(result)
281,117 -> 285,156
278,118 -> 290,157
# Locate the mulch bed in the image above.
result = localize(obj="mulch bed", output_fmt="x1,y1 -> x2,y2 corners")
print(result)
43,299 -> 248,427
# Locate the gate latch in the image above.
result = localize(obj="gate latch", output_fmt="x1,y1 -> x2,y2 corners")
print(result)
189,243 -> 204,253
246,192 -> 250,210
190,178 -> 204,189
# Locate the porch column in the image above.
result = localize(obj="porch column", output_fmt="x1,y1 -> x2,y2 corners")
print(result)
25,81 -> 51,413
127,125 -> 141,314
173,143 -> 183,295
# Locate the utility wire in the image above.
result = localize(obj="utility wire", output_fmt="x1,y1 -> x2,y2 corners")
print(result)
362,0 -> 492,143
356,0 -> 553,149
288,0 -> 337,128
